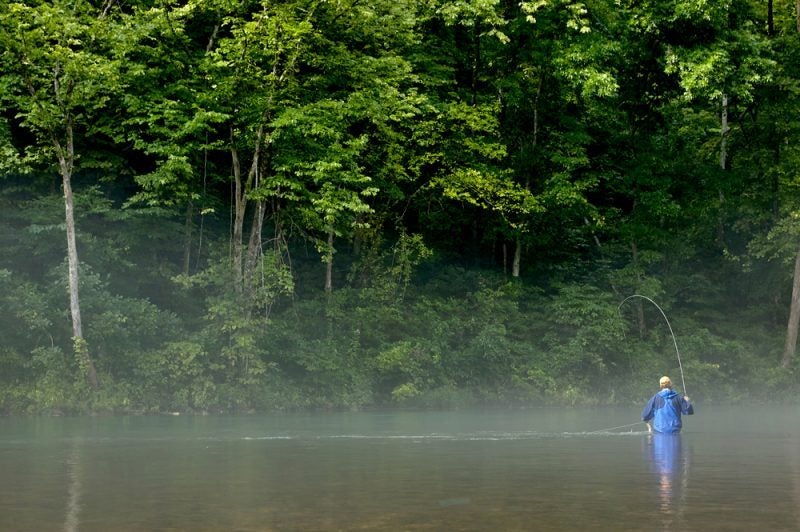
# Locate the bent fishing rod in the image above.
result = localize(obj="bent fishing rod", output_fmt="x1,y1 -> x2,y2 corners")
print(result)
618,294 -> 687,398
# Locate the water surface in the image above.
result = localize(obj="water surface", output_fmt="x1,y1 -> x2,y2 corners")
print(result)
1,406 -> 799,531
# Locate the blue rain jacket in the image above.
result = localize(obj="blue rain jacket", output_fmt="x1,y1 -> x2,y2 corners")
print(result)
642,389 -> 694,434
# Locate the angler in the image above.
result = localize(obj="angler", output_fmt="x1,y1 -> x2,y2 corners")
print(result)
642,376 -> 694,434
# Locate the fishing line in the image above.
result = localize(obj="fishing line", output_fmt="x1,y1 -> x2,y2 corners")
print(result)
618,294 -> 687,397
586,421 -> 644,434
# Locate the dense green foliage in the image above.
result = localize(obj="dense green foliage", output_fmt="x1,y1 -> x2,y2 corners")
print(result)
2,0 -> 799,414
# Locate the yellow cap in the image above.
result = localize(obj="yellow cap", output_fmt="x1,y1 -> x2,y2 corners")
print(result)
659,376 -> 672,387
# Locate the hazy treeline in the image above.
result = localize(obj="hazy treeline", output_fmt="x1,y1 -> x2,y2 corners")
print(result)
1,0 -> 799,413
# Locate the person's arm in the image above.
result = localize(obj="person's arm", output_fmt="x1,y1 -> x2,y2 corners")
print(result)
682,396 -> 694,415
642,396 -> 656,428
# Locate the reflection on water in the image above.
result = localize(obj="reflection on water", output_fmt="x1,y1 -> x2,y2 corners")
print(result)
1,407 -> 800,531
794,436 -> 800,531
64,442 -> 82,532
645,433 -> 688,530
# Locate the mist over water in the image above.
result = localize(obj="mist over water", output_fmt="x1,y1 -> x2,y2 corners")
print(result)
1,406 -> 799,531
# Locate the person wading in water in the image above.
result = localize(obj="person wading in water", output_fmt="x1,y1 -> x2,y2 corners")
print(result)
642,376 -> 694,434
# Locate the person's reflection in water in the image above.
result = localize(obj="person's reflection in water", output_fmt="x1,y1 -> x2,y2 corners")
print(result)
645,432 -> 687,530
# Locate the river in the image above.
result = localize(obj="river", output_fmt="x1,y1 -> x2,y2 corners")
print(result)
1,405 -> 799,531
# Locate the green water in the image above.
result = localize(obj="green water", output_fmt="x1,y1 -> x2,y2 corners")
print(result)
1,406 -> 799,531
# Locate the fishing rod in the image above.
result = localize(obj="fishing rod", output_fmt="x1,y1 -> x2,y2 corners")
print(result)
618,294 -> 687,397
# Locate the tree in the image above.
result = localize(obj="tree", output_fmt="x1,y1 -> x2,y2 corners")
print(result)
417,0 -> 617,276
0,0 -> 128,389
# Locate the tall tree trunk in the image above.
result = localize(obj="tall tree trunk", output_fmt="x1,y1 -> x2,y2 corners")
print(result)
54,123 -> 99,390
631,240 -> 646,338
182,200 -> 193,275
768,0 -> 774,36
244,133 -> 273,295
324,229 -> 334,294
230,134 -> 245,293
772,142 -> 781,219
229,125 -> 263,294
717,95 -> 729,250
720,94 -> 728,170
781,247 -> 800,368
511,75 -> 542,279
471,22 -> 480,105
244,199 -> 266,292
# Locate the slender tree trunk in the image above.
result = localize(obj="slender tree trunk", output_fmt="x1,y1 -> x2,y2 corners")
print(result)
230,134 -> 245,293
631,240 -> 646,338
511,75 -> 542,279
717,95 -> 729,249
768,0 -> 774,36
182,200 -> 193,275
244,199 -> 266,291
54,123 -> 99,390
797,0 -> 800,33
324,229 -> 334,294
781,247 -> 800,368
244,135 -> 272,294
720,94 -> 728,170
772,141 -> 781,219
273,196 -> 284,256
471,22 -> 480,105
229,125 -> 263,294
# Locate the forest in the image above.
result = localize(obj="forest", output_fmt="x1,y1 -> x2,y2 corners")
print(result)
1,0 -> 800,414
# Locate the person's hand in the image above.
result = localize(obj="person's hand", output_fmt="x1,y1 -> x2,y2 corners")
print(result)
683,396 -> 690,401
